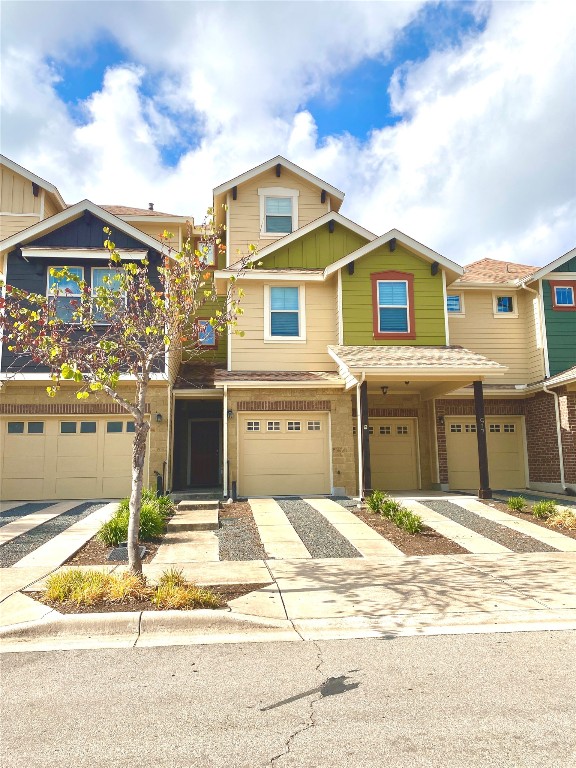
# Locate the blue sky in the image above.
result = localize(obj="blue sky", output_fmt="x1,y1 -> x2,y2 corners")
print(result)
1,0 -> 575,266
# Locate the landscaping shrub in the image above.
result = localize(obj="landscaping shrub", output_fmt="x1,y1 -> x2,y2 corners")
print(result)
98,491 -> 173,546
392,507 -> 424,534
507,496 -> 527,512
380,498 -> 403,520
532,500 -> 557,520
366,490 -> 386,514
547,508 -> 576,530
152,583 -> 222,610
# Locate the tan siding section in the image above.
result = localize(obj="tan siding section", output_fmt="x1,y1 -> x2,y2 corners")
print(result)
448,289 -> 542,384
0,214 -> 41,240
43,194 -> 60,219
227,167 -> 328,261
0,166 -> 41,215
231,278 -> 338,371
128,221 -> 182,251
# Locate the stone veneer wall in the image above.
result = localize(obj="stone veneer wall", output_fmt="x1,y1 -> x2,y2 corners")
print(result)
0,380 -> 170,490
435,398 -> 526,485
227,388 -> 357,496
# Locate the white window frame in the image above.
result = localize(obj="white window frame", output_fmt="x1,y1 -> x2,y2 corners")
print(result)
47,266 -> 84,324
377,279 -> 410,334
446,292 -> 465,316
91,267 -> 126,325
258,187 -> 299,239
264,284 -> 306,342
492,292 -> 518,318
553,284 -> 575,307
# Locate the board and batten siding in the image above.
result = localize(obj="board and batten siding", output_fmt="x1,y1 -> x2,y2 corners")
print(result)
0,166 -> 42,216
129,221 -> 182,252
543,255 -> 576,376
231,278 -> 338,371
341,245 -> 446,346
448,289 -> 540,384
227,167 -> 329,262
261,222 -> 369,270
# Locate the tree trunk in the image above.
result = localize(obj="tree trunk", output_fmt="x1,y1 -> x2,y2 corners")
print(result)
128,382 -> 150,575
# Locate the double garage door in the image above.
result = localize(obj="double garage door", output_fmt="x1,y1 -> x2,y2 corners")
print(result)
238,412 -> 331,496
1,417 -> 135,500
445,416 -> 526,490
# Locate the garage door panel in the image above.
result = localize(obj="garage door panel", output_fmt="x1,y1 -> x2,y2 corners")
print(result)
103,477 -> 132,498
238,413 -> 330,496
369,420 -> 419,490
2,479 -> 45,499
56,436 -> 97,457
55,477 -> 99,498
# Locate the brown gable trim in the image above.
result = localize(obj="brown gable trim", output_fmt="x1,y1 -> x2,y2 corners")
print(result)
237,400 -> 331,412
0,403 -> 150,415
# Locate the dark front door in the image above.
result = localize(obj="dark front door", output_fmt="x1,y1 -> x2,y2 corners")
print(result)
189,420 -> 220,486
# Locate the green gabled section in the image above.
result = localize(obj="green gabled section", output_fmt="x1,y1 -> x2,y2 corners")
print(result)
544,254 -> 576,376
259,222 -> 370,270
342,243 -> 447,346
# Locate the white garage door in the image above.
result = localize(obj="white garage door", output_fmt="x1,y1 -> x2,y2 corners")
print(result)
446,416 -> 526,491
369,418 -> 419,491
238,412 -> 331,496
0,417 -> 136,500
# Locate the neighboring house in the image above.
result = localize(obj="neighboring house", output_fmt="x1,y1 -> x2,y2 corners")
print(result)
1,154 -> 575,500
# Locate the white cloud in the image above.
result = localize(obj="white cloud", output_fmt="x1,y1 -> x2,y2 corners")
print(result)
1,0 -> 574,265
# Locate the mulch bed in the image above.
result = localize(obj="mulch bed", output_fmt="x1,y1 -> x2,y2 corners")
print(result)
66,537 -> 161,565
352,507 -> 469,556
30,582 -> 270,614
487,501 -> 576,541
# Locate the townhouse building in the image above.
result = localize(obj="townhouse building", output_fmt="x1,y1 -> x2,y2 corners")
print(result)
1,154 -> 574,501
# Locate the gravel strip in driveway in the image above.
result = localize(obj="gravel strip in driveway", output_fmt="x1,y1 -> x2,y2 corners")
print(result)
276,498 -> 361,559
421,500 -> 559,553
0,502 -> 57,527
217,503 -> 267,561
0,502 -> 103,567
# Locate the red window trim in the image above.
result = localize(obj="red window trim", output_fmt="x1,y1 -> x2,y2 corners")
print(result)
370,271 -> 416,340
195,318 -> 218,349
549,280 -> 576,311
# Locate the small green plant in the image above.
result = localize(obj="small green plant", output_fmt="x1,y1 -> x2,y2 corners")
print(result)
392,507 -> 424,534
532,500 -> 557,519
366,490 -> 386,514
157,567 -> 186,589
507,496 -> 526,512
98,491 -> 173,546
381,498 -> 403,520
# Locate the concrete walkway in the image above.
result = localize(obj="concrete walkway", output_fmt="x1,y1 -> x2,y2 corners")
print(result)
249,498 -> 311,560
150,531 -> 219,563
0,501 -> 81,545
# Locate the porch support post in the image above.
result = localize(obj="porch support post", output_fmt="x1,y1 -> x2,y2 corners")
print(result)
360,380 -> 372,496
473,380 -> 492,499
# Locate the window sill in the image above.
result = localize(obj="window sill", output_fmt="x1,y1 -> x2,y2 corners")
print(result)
492,313 -> 518,319
373,332 -> 417,340
263,337 -> 307,343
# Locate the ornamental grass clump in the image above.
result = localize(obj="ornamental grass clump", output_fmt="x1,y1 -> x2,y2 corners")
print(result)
152,583 -> 222,611
393,507 -> 424,534
507,496 -> 527,512
532,500 -> 557,520
98,491 -> 173,546
547,508 -> 576,530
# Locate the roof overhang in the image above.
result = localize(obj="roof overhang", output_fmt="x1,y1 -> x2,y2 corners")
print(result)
522,246 -> 576,284
0,200 -> 176,257
0,154 -> 67,211
20,247 -> 148,261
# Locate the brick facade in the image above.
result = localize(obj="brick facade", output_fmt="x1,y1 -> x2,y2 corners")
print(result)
524,391 -> 562,484
560,390 -> 576,485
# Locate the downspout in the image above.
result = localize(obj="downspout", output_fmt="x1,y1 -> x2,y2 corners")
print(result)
520,281 -> 547,377
542,384 -> 566,492
223,384 -> 229,499
356,374 -> 365,501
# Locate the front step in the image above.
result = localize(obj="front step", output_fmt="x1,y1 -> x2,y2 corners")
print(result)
167,501 -> 220,532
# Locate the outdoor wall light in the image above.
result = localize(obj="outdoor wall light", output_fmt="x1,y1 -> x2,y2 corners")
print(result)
227,409 -> 234,419
155,412 -> 163,423
380,386 -> 389,396
437,415 -> 445,427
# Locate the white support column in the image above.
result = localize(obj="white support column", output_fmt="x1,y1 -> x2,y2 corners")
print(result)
223,384 -> 229,498
356,382 -> 364,499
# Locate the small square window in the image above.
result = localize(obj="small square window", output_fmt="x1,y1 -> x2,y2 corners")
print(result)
397,425 -> 409,435
446,294 -> 463,313
27,422 -> 44,434
267,421 -> 280,431
60,422 -> 77,434
287,421 -> 301,431
307,421 -> 321,431
503,424 -> 516,433
380,426 -> 391,435
126,422 -> 136,433
247,421 -> 260,432
8,422 -> 24,434
80,421 -> 96,434
197,319 -> 216,348
107,422 -> 123,433
489,424 -> 501,433
496,296 -> 514,313
553,285 -> 575,307
450,424 -> 462,433
465,424 -> 477,433
197,241 -> 216,266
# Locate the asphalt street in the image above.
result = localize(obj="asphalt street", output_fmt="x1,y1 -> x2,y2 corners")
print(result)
2,631 -> 575,767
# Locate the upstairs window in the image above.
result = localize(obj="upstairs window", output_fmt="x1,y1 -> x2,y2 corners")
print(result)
196,319 -> 217,348
47,267 -> 84,323
265,285 -> 306,341
446,293 -> 464,315
92,268 -> 125,324
550,281 -> 576,311
258,187 -> 299,237
371,271 -> 416,339
493,294 -> 517,317
197,241 -> 216,266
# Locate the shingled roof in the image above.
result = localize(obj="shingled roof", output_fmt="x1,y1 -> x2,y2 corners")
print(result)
101,205 -> 188,218
458,258 -> 538,284
329,345 -> 506,372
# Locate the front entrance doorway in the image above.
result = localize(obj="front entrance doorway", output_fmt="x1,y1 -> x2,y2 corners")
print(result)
188,419 -> 221,486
